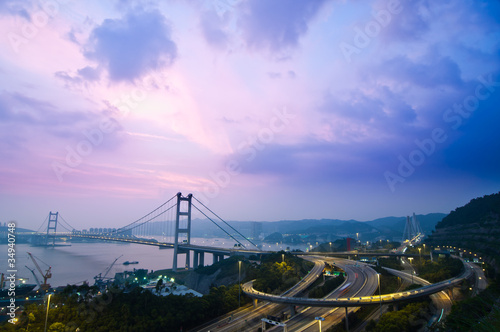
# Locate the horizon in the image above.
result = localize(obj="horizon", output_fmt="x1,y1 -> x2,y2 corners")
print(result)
1,1 -> 500,230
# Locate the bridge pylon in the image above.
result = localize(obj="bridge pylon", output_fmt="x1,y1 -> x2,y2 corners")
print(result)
173,193 -> 192,272
46,211 -> 58,247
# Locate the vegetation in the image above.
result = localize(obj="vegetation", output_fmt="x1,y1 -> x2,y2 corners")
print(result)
3,252 -> 316,331
436,192 -> 500,228
365,300 -> 432,332
372,266 -> 402,294
444,283 -> 500,331
2,283 -> 247,332
426,191 -> 500,275
415,257 -> 463,283
309,275 -> 345,298
250,252 -> 313,294
377,257 -> 403,271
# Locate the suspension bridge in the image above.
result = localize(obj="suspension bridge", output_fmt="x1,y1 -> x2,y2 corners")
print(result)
32,193 -> 262,272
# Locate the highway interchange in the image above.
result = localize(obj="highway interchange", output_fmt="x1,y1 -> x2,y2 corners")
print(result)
192,253 -> 485,332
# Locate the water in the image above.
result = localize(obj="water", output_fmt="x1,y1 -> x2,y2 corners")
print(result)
1,238 -> 310,287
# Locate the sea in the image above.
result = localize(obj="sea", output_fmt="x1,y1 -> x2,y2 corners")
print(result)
1,237 -> 310,287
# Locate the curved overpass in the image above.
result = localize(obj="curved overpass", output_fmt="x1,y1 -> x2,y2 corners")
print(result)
242,260 -> 473,307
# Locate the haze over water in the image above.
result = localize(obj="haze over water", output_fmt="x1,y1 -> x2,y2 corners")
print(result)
2,239 -> 309,287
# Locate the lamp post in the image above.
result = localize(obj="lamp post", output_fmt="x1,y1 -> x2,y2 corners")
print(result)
418,247 -> 422,262
377,273 -> 382,315
238,261 -> 242,308
282,253 -> 285,263
408,257 -> 414,283
44,293 -> 52,332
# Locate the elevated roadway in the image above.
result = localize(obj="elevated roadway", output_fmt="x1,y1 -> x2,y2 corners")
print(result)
242,258 -> 473,308
191,257 -> 325,332
277,257 -> 379,332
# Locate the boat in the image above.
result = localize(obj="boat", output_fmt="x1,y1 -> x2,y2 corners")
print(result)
122,261 -> 139,265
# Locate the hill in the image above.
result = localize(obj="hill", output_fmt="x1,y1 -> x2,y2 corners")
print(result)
426,191 -> 500,269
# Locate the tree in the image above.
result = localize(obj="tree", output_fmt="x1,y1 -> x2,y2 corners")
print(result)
155,278 -> 164,294
48,322 -> 66,332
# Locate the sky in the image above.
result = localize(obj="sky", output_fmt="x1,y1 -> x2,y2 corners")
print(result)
1,0 -> 500,230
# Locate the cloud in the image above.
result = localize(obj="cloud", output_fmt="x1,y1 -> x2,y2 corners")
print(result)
238,0 -> 330,54
199,9 -> 230,49
0,0 -> 31,19
375,53 -> 463,88
319,85 -> 418,140
0,90 -> 123,143
84,9 -> 177,81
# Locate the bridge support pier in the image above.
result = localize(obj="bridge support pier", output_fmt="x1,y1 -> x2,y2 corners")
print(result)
213,254 -> 224,263
253,298 -> 258,309
289,305 -> 296,317
193,251 -> 205,269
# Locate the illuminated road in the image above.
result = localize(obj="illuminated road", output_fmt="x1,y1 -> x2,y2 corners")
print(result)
191,257 -> 325,332
243,265 -> 472,307
280,258 -> 379,332
467,261 -> 488,296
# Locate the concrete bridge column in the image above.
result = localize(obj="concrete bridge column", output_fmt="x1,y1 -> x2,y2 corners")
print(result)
213,253 -> 219,263
199,252 -> 204,267
193,251 -> 199,269
289,305 -> 296,317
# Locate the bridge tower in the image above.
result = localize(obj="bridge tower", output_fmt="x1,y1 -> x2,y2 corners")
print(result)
173,193 -> 192,272
402,212 -> 423,243
46,211 -> 58,246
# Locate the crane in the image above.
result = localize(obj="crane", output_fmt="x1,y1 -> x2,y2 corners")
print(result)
94,255 -> 123,287
27,252 -> 51,291
25,266 -> 41,289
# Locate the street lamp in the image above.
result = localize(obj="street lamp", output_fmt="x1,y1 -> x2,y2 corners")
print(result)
408,257 -> 414,283
377,273 -> 382,315
282,253 -> 285,263
418,247 -> 422,261
44,293 -> 52,332
238,261 -> 242,308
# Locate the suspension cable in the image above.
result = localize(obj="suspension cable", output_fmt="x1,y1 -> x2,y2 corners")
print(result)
192,196 -> 259,249
58,214 -> 76,231
117,204 -> 177,234
36,214 -> 49,233
191,204 -> 246,249
117,194 -> 176,231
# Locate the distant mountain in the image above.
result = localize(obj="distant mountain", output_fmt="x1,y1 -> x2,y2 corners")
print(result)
189,213 -> 446,242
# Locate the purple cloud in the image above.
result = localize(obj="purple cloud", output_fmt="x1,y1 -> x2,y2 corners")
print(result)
199,9 -> 230,49
238,0 -> 330,54
0,0 -> 31,19
84,9 -> 177,81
